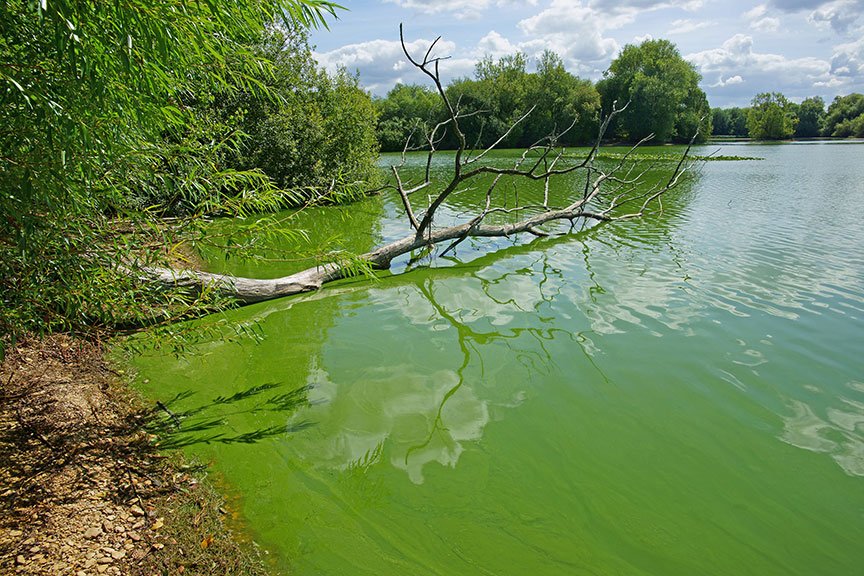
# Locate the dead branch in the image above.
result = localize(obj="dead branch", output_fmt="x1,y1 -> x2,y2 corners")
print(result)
141,28 -> 695,305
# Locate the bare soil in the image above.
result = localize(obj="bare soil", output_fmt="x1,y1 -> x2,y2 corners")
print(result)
0,335 -> 268,576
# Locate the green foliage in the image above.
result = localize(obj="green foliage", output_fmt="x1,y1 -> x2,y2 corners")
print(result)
376,84 -> 443,151
747,92 -> 797,140
443,77 -> 507,149
468,53 -> 535,147
377,50 -> 600,152
0,0 -> 345,340
598,39 -> 711,143
208,27 -> 380,201
795,97 -> 825,138
822,93 -> 864,137
521,51 -> 601,146
712,107 -> 749,136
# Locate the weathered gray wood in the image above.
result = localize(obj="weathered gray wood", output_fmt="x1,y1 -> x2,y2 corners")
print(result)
143,205 -> 610,303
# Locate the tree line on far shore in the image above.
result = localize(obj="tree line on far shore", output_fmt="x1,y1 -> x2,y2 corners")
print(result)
374,37 -> 864,151
376,39 -> 712,151
714,92 -> 864,139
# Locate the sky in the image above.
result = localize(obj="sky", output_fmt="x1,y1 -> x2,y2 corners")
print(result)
309,0 -> 864,108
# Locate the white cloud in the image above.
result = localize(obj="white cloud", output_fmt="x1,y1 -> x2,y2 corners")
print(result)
743,3 -> 782,31
710,74 -> 745,87
667,18 -> 714,34
315,38 -> 474,95
762,0 -> 864,35
814,77 -> 846,87
511,0 -> 714,71
830,36 -> 864,77
476,31 -> 519,58
744,3 -> 769,19
807,0 -> 864,34
588,0 -> 704,12
517,1 -> 620,66
688,34 -> 834,103
383,0 -> 538,19
751,17 -> 782,31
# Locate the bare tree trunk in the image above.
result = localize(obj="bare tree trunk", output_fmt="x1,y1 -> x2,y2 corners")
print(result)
143,26 -> 697,305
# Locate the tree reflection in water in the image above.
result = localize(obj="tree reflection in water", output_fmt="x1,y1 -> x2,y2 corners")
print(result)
296,250 -> 592,484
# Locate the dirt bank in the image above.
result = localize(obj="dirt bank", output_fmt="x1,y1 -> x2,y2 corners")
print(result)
0,335 -> 268,576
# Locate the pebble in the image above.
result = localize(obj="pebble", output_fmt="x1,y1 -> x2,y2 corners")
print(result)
110,549 -> 126,560
84,527 -> 102,539
9,529 -> 22,537
102,520 -> 114,532
97,565 -> 108,574
15,555 -> 26,565
129,506 -> 145,517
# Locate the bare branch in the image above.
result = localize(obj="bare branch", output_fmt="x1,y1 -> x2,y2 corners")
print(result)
391,166 -> 420,230
464,105 -> 537,165
144,32 -> 696,307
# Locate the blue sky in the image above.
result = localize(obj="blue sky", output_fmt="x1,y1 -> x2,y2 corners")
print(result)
309,0 -> 864,107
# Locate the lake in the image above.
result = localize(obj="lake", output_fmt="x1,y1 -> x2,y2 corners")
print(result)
131,141 -> 864,575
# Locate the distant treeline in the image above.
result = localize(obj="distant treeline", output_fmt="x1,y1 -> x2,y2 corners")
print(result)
374,37 -> 864,150
376,39 -> 712,152
713,92 -> 864,139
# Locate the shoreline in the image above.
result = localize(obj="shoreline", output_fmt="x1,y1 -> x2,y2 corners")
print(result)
0,335 -> 270,576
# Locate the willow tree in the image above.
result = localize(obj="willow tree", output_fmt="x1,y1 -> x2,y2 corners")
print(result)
598,39 -> 711,143
747,92 -> 797,140
147,27 -> 697,303
0,0 -> 339,343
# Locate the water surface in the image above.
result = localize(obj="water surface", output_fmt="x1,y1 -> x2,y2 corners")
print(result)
133,142 -> 864,575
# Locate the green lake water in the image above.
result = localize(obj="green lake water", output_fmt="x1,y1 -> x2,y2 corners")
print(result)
131,142 -> 864,575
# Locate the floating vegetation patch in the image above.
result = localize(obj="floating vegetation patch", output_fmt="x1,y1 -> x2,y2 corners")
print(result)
590,152 -> 763,162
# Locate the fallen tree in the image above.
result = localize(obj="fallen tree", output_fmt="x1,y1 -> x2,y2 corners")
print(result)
144,26 -> 696,304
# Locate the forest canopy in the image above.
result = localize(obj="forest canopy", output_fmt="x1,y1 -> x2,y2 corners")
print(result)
712,92 -> 864,139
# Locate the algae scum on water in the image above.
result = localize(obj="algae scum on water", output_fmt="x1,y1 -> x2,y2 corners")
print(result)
133,142 -> 864,575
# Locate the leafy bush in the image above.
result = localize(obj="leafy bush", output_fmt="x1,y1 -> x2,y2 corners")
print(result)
207,27 -> 380,201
